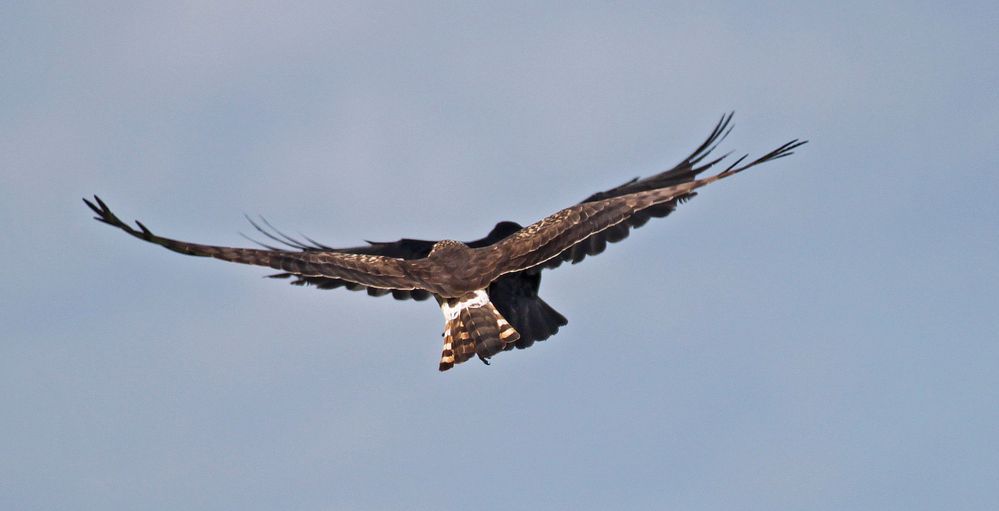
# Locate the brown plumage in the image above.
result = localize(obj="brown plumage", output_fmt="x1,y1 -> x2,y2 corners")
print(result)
85,113 -> 805,371
438,290 -> 520,370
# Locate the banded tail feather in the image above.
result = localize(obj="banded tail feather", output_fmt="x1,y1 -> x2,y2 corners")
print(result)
438,290 -> 520,371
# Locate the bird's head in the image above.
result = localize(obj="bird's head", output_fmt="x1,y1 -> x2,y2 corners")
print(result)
429,239 -> 469,257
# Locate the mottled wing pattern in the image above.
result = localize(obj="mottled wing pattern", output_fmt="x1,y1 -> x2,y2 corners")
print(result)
83,196 -> 423,291
483,196 -> 651,278
258,113 -> 739,292
542,112 -> 735,268
262,222 -> 524,301
266,236 -> 438,301
484,138 -> 807,278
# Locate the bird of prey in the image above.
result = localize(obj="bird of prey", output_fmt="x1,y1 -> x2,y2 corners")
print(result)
85,113 -> 805,371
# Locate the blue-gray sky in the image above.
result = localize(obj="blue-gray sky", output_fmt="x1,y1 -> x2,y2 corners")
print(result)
3,1 -> 998,510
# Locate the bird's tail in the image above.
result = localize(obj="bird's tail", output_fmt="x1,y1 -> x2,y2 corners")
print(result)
438,290 -> 520,371
496,295 -> 567,351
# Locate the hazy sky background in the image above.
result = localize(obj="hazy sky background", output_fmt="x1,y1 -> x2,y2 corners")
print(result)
3,2 -> 997,510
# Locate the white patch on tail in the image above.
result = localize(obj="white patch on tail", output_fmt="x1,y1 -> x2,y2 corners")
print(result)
440,289 -> 490,320
438,289 -> 521,371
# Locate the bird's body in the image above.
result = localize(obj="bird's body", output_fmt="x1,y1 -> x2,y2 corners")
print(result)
85,114 -> 805,371
415,240 -> 490,297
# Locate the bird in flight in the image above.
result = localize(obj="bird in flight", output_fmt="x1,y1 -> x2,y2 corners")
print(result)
85,113 -> 805,371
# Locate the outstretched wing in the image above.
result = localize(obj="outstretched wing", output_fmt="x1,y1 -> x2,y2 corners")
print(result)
83,196 -> 424,291
261,113 -> 740,295
262,234 -> 439,300
542,112 -> 735,268
482,138 -> 807,278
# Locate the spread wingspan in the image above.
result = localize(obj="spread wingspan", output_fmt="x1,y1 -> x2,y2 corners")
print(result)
251,114 -> 775,350
86,113 -> 805,371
